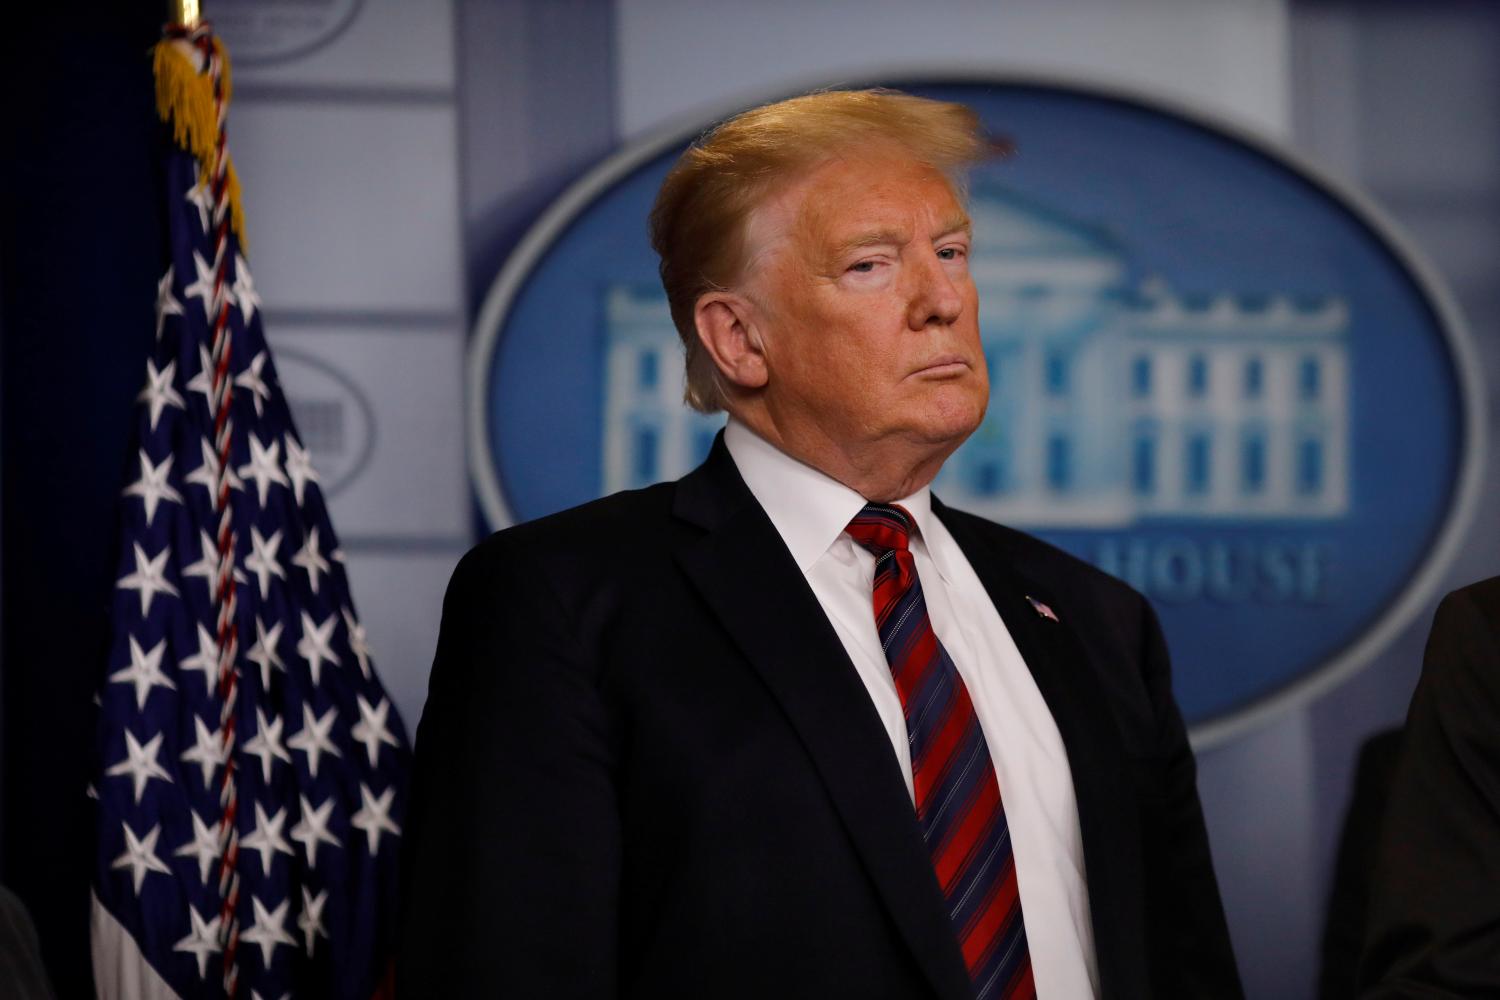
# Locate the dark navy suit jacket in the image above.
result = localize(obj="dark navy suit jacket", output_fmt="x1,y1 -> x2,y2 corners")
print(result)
1359,576 -> 1500,997
397,438 -> 1242,999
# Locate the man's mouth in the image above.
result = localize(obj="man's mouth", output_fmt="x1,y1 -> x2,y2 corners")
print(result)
910,355 -> 970,378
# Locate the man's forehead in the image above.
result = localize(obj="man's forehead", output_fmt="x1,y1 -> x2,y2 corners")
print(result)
750,152 -> 972,262
797,159 -> 969,246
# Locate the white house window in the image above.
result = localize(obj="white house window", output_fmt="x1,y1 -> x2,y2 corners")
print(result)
1132,433 -> 1155,495
1185,433 -> 1212,495
1244,356 -> 1263,399
1299,356 -> 1321,401
1131,355 -> 1152,398
1297,436 -> 1324,495
634,425 -> 659,483
637,350 -> 659,391
1187,354 -> 1209,398
1045,350 -> 1070,396
1047,435 -> 1072,490
1241,432 -> 1266,494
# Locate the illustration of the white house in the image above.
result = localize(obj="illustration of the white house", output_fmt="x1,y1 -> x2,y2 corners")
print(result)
601,185 -> 1349,526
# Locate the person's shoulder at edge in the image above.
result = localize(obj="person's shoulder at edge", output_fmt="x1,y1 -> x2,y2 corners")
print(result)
1437,574 -> 1500,622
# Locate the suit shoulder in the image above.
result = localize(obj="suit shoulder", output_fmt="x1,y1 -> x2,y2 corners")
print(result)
938,504 -> 1148,611
1441,575 -> 1500,620
451,483 -> 679,588
1428,575 -> 1500,658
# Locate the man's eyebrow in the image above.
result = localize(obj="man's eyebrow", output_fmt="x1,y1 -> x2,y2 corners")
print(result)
936,213 -> 973,238
829,227 -> 910,259
827,215 -> 973,261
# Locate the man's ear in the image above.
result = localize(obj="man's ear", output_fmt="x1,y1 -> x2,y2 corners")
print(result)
694,292 -> 769,391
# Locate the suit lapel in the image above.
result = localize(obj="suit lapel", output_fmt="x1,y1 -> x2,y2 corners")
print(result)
672,442 -> 975,1000
935,499 -> 1147,1000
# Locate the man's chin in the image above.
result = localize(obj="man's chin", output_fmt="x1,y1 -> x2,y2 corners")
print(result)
900,408 -> 987,455
907,390 -> 987,447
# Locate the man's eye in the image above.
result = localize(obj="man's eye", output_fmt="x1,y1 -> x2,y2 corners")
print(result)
937,246 -> 966,261
849,260 -> 877,273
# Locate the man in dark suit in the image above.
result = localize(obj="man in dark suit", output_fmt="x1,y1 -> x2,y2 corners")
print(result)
1359,576 -> 1500,997
398,89 -> 1241,999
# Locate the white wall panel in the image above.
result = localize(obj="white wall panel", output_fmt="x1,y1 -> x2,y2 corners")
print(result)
266,325 -> 469,540
617,0 -> 1289,140
232,102 -> 463,313
341,547 -> 468,738
219,0 -> 457,90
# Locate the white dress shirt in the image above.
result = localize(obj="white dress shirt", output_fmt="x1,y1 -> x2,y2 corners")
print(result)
724,419 -> 1099,1000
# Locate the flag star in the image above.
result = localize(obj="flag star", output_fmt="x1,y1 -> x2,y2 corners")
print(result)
179,715 -> 227,788
232,254 -> 261,325
235,351 -> 274,419
184,178 -> 214,233
283,435 -> 320,507
182,249 -> 221,322
290,794 -> 341,867
296,611 -> 340,686
240,895 -> 295,967
297,886 -> 330,956
243,707 -> 291,783
184,436 -> 243,499
350,783 -> 401,855
117,541 -> 179,616
351,695 -> 400,767
291,526 -> 330,596
287,704 -> 341,779
137,359 -> 186,431
245,616 -> 286,691
111,821 -> 171,895
185,344 -> 217,407
244,525 -> 286,599
173,902 -> 222,979
342,608 -> 372,679
240,802 -> 295,875
252,992 -> 291,1000
108,634 -> 175,711
174,809 -> 222,884
155,266 -> 184,340
105,729 -> 173,804
181,530 -> 217,596
239,435 -> 288,508
178,622 -> 221,694
122,450 -> 183,527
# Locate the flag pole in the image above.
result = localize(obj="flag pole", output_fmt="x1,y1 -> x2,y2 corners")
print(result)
167,0 -> 201,28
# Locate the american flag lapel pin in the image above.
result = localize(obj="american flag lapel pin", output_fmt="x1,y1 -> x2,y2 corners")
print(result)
1026,595 -> 1060,622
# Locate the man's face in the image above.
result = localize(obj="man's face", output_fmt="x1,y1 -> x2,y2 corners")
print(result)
740,152 -> 988,469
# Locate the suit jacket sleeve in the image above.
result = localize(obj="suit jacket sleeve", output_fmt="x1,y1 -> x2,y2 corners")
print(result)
1136,595 -> 1244,999
396,536 -> 620,997
1359,582 -> 1500,997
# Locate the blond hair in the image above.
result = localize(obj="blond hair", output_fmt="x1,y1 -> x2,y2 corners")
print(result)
648,88 -> 989,413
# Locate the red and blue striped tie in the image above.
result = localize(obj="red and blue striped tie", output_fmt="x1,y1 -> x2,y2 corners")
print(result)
846,504 -> 1035,1000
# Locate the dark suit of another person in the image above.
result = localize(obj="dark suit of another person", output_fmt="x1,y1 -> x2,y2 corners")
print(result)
1360,576 -> 1500,997
396,438 -> 1242,998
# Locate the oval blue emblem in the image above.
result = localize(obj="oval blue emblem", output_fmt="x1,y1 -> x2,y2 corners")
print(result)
470,78 -> 1484,744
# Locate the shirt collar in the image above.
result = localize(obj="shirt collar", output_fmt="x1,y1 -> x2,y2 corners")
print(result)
723,418 -> 943,577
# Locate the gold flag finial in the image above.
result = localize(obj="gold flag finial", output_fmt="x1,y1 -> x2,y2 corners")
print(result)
167,0 -> 201,28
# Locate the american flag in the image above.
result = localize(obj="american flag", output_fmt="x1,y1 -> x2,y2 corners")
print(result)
90,25 -> 409,1000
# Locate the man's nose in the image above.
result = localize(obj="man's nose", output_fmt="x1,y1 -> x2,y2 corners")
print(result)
906,251 -> 965,330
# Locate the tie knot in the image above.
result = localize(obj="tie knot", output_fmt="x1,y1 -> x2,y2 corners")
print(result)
846,503 -> 914,556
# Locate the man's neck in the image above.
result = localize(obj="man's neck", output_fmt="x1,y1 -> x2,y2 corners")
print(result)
728,407 -> 952,503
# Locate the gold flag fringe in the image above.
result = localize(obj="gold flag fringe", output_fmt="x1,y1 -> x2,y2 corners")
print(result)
153,36 -> 246,245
